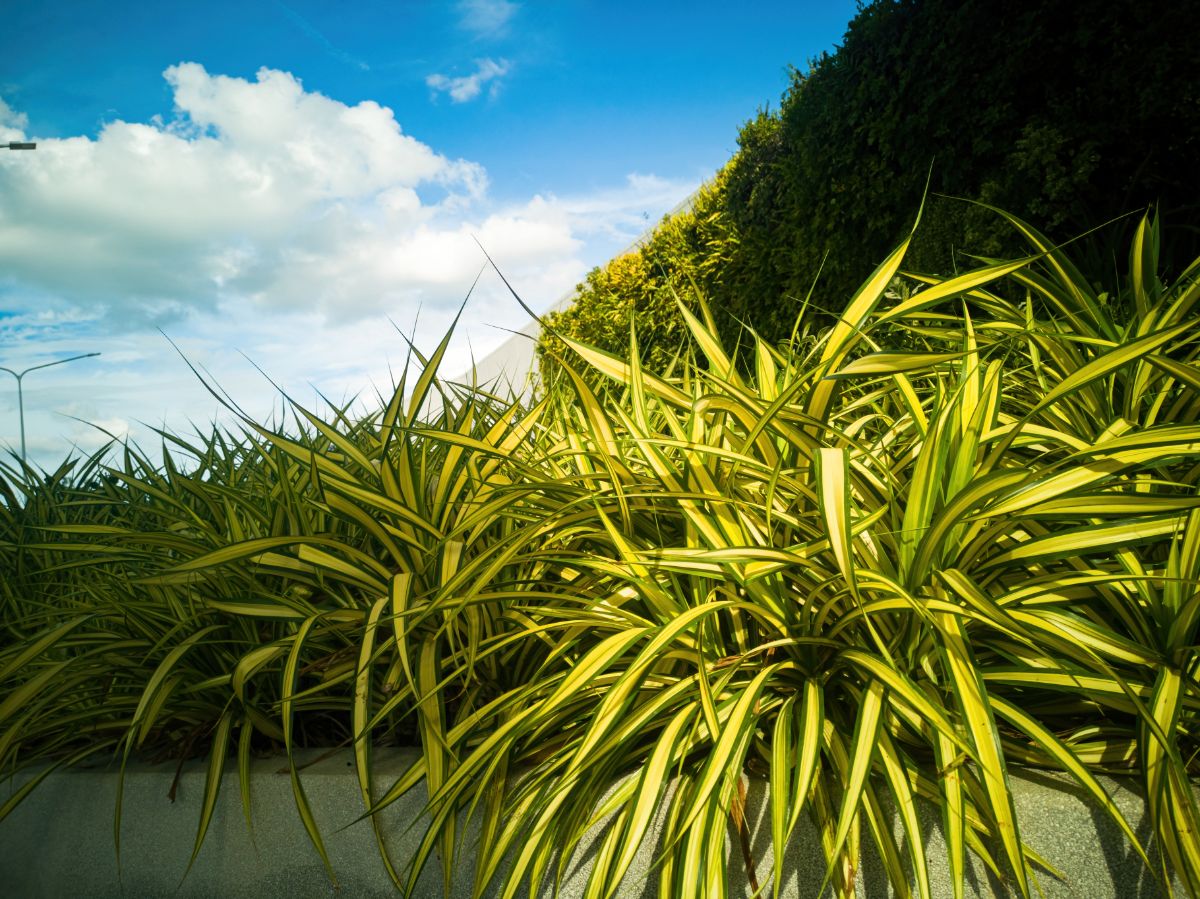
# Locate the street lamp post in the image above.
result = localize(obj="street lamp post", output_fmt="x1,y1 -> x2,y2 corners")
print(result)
1,142 -> 36,150
0,353 -> 101,463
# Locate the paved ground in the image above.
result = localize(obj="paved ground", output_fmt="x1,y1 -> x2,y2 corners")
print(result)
0,747 -> 1187,897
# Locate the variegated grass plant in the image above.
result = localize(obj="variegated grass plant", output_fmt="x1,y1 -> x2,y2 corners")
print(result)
2,209 -> 1199,898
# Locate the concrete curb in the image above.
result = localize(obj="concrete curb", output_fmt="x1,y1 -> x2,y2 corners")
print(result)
0,748 -> 1188,897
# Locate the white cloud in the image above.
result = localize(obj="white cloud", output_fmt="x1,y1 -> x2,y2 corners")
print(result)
0,97 -> 29,137
550,173 -> 700,244
425,58 -> 511,104
0,64 -> 698,472
0,63 -> 494,325
0,65 -> 691,339
456,0 -> 518,38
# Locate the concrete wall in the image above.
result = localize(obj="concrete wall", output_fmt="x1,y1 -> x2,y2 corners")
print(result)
0,748 -> 1187,898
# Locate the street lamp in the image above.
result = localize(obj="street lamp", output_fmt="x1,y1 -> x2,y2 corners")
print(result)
1,142 -> 36,150
0,353 -> 101,463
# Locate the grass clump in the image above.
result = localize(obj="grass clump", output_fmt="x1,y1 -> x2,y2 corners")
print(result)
2,209 -> 1200,897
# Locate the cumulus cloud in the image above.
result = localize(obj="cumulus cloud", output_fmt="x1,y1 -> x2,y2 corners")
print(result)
0,64 -> 508,325
0,63 -> 697,471
0,64 -> 690,340
456,0 -> 518,38
425,58 -> 511,104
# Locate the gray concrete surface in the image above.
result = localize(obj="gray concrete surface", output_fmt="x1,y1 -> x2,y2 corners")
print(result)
0,748 -> 1190,898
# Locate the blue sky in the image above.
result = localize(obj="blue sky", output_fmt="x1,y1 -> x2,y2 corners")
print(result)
1,0 -> 859,470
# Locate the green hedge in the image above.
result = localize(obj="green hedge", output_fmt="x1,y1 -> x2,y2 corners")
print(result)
539,0 -> 1200,371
